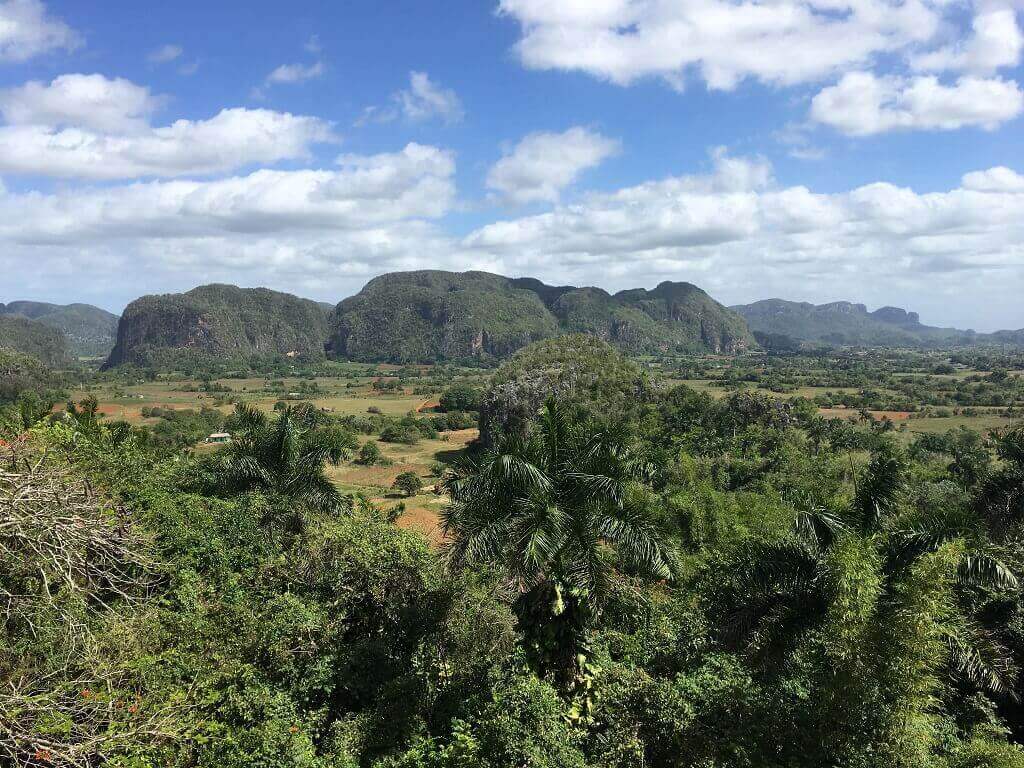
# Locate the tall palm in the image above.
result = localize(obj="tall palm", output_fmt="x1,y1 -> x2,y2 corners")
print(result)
440,399 -> 674,693
976,426 -> 1024,539
724,442 -> 1017,691
212,403 -> 353,530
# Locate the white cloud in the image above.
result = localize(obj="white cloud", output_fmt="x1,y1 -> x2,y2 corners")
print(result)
810,71 -> 1023,135
0,143 -> 455,242
2,143 -> 1023,329
961,166 -> 1024,192
0,103 -> 337,179
0,143 -> 462,309
0,0 -> 78,61
266,60 -> 324,85
911,6 -> 1023,73
0,73 -> 159,133
148,44 -> 182,64
396,71 -> 464,123
355,71 -> 465,127
460,150 -> 1024,329
498,0 -> 943,90
486,127 -> 620,204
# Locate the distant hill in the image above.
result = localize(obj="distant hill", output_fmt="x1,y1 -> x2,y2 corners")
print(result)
326,270 -> 754,363
1,301 -> 119,358
0,347 -> 62,404
0,314 -> 73,367
104,284 -> 331,368
731,299 -> 984,348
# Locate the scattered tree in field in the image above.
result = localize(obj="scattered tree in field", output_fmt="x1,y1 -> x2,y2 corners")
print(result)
392,471 -> 423,497
357,440 -> 383,465
440,383 -> 480,413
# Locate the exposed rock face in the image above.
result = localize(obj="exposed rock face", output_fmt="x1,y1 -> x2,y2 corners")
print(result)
326,270 -> 754,363
104,284 -> 330,368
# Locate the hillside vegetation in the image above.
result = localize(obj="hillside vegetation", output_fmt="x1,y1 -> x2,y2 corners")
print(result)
105,284 -> 330,368
733,298 -> 987,348
1,300 -> 119,358
327,270 -> 754,363
0,314 -> 72,367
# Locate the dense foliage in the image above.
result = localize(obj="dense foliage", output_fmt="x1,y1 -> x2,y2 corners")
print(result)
0,315 -> 73,367
4,338 -> 1024,768
105,284 -> 330,368
326,270 -> 754,364
1,301 -> 119,358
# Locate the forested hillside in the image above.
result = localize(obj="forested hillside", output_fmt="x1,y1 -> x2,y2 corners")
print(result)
105,284 -> 331,368
1,301 -> 119,358
0,313 -> 73,367
327,270 -> 753,363
733,298 -> 985,348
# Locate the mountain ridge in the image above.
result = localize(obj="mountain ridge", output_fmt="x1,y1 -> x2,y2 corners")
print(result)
325,270 -> 754,363
104,284 -> 331,369
730,297 -> 995,348
0,300 -> 119,358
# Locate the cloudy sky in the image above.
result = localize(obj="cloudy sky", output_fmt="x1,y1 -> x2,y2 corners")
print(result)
1,0 -> 1022,330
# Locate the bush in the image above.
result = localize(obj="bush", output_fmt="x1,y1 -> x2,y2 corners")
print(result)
440,384 -> 481,413
392,471 -> 423,497
358,441 -> 383,465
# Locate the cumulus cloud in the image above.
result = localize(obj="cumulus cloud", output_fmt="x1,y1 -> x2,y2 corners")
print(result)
810,72 -> 1023,135
911,5 -> 1023,74
2,143 -> 1023,328
961,166 -> 1024,192
0,143 -> 463,308
498,0 -> 943,90
461,150 -> 1024,329
359,72 -> 464,126
0,0 -> 78,61
266,60 -> 325,85
0,143 -> 455,242
0,74 -> 160,133
486,127 -> 620,204
0,73 -> 337,179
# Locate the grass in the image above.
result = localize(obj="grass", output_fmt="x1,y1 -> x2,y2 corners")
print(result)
327,428 -> 478,546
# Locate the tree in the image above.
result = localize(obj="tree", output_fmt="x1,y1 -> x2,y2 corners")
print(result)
203,403 -> 353,531
441,398 -> 674,696
721,441 -> 1018,760
358,440 -> 383,465
440,383 -> 481,413
393,471 -> 423,497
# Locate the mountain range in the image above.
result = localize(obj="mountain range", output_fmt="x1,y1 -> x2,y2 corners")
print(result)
326,271 -> 753,362
0,301 -> 119,358
2,273 -> 1022,370
730,299 -> 987,349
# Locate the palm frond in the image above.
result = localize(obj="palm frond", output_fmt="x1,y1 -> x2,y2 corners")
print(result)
957,553 -> 1018,591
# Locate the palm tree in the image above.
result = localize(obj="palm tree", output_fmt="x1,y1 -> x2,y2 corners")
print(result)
440,399 -> 674,694
723,441 -> 1018,689
719,442 -> 1019,760
976,426 -> 1024,539
209,403 -> 354,531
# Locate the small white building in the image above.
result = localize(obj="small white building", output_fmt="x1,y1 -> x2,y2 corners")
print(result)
206,432 -> 231,444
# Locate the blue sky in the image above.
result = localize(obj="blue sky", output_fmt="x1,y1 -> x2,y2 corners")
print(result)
1,0 -> 1022,330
